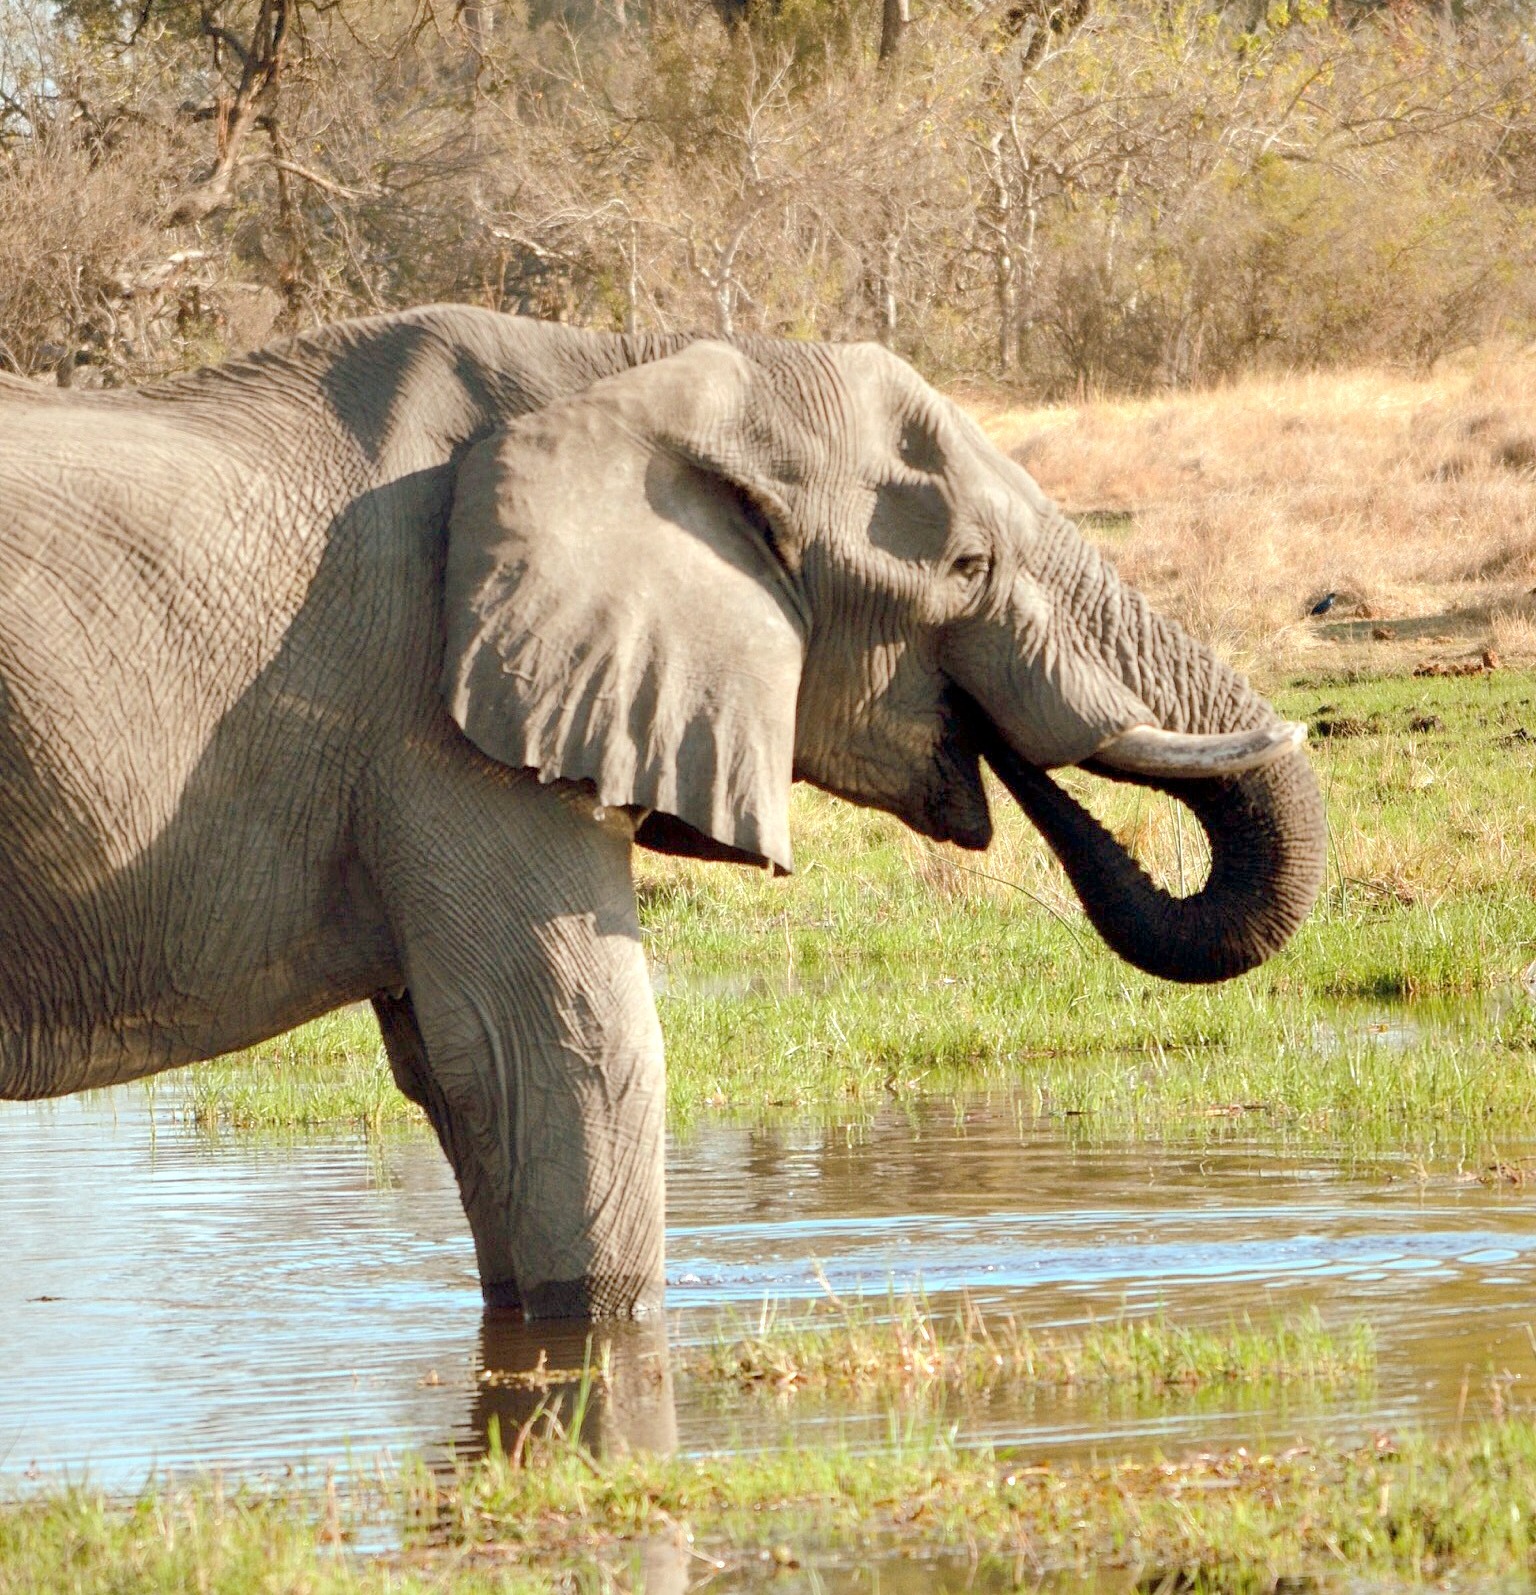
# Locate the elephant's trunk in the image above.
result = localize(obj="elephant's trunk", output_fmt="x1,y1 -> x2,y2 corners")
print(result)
983,737 -> 1325,983
971,527 -> 1327,984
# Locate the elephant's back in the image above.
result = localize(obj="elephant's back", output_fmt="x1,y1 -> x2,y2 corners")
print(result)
0,403 -> 299,732
0,396 -> 343,892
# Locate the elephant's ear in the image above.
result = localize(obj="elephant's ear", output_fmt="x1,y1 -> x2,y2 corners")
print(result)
442,343 -> 807,874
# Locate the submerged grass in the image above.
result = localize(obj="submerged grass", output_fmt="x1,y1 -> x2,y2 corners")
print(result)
688,1298 -> 1374,1398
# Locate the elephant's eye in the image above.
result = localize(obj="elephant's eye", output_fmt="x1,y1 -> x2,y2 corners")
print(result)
951,552 -> 992,585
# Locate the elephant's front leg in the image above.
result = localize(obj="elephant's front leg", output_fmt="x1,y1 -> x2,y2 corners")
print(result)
370,767 -> 665,1318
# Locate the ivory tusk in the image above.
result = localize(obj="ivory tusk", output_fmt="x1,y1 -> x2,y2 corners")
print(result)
1093,720 -> 1307,779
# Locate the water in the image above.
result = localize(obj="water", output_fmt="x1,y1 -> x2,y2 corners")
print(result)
4,1085 -> 1536,1489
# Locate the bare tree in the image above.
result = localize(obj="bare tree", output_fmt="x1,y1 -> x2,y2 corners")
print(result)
1,0 -> 1533,392
162,0 -> 296,225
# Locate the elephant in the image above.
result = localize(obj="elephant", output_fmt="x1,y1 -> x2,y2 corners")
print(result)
471,1316 -> 676,1460
0,305 -> 1325,1318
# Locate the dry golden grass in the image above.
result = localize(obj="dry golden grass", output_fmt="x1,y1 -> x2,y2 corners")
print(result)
966,348 -> 1536,676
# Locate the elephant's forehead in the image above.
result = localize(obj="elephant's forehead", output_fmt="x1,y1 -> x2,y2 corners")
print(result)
813,349 -> 1046,509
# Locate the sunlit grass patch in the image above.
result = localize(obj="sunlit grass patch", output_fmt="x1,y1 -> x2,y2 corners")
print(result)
656,967 -> 1536,1142
687,1297 -> 1374,1398
179,1007 -> 424,1134
22,1401 -> 1536,1591
974,355 -> 1536,676
651,670 -> 1536,1142
645,670 -> 1536,1004
0,1478 -> 516,1595
420,1417 -> 1536,1589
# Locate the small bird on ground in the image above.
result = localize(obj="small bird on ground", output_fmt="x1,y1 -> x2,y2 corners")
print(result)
1308,592 -> 1338,616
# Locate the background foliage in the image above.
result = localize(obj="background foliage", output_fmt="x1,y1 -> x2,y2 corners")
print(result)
1,0 -> 1534,392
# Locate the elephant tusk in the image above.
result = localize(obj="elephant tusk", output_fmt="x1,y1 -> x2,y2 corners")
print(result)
1093,720 -> 1307,779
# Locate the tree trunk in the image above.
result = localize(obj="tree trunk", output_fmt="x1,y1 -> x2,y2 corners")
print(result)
988,132 -> 1015,376
878,230 -> 898,346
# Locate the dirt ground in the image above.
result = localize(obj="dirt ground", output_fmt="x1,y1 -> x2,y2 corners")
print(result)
965,347 -> 1536,682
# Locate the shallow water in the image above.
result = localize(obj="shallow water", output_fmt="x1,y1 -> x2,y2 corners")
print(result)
3,1084 -> 1536,1489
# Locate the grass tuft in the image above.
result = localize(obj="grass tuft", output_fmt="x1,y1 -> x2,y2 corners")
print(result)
688,1296 -> 1374,1398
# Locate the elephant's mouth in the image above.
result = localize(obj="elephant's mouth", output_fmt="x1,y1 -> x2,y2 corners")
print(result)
921,691 -> 994,850
944,694 -> 1326,986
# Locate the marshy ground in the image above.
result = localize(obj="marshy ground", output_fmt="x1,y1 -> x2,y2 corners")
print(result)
8,362 -> 1536,1592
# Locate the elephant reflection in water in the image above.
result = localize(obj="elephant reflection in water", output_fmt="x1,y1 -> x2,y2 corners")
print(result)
460,1314 -> 690,1592
470,1313 -> 677,1458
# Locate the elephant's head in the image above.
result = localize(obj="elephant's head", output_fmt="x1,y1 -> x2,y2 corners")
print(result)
443,339 -> 1324,982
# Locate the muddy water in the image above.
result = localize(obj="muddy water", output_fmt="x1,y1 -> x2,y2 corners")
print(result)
3,1086 -> 1536,1488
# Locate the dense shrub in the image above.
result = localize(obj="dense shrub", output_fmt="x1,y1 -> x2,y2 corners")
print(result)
0,0 -> 1532,392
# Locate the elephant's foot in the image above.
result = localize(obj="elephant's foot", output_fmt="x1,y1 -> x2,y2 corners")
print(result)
509,1274 -> 665,1320
482,1277 -> 525,1313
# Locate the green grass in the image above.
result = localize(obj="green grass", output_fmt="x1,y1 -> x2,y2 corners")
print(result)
180,1009 -> 423,1134
688,1298 -> 1374,1398
442,1419 -> 1536,1591
19,1414 -> 1536,1592
0,1313 -> 1377,1595
175,670 -> 1536,1151
646,669 -> 1536,994
0,1482 -> 527,1593
644,668 -> 1536,1139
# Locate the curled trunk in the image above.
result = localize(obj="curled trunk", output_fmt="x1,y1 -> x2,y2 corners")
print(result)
964,521 -> 1328,984
984,735 -> 1326,984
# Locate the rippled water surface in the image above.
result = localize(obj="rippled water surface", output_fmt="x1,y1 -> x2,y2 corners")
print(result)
4,1084 -> 1536,1487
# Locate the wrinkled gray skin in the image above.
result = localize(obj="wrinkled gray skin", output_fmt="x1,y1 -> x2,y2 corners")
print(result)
0,307 -> 1325,1317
